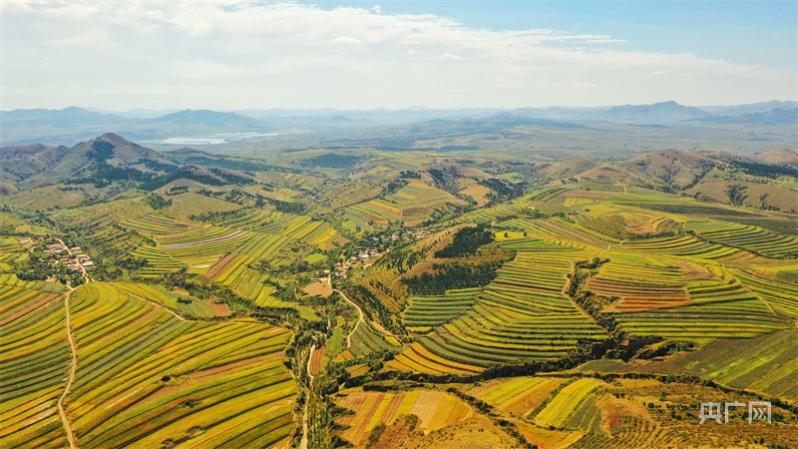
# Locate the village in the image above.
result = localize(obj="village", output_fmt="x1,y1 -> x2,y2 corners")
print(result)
20,236 -> 94,275
332,228 -> 428,280
333,247 -> 380,280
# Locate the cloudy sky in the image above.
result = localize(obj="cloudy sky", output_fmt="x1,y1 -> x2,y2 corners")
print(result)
1,0 -> 795,110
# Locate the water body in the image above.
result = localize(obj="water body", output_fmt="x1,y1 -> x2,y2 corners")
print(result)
150,132 -> 280,145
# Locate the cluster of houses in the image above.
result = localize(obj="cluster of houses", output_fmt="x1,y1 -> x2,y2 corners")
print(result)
334,247 -> 380,279
331,230 -> 429,280
43,240 -> 94,272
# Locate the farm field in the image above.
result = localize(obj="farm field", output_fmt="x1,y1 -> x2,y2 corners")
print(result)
456,375 -> 798,449
1,133 -> 797,448
388,239 -> 609,374
342,179 -> 467,229
333,387 -> 519,449
66,282 -> 296,449
0,286 -> 69,449
575,328 -> 798,401
402,287 -> 479,333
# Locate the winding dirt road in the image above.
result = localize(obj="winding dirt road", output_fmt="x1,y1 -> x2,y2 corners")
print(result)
336,289 -> 364,349
56,239 -> 89,449
57,287 -> 79,449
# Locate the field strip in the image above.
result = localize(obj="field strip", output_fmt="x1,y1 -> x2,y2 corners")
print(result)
129,293 -> 188,322
104,386 -> 145,410
161,229 -> 246,249
57,287 -> 79,449
732,272 -> 778,316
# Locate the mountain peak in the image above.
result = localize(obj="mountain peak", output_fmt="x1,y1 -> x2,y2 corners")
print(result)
154,109 -> 263,128
94,132 -> 130,143
604,101 -> 710,124
76,132 -> 171,167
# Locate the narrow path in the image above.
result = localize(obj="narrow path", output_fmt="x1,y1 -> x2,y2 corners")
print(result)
55,238 -> 90,449
58,287 -> 79,449
300,345 -> 316,449
336,289 -> 364,349
335,288 -> 404,350
132,294 -> 187,321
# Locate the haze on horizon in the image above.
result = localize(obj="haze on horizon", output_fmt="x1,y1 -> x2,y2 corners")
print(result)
1,0 -> 796,111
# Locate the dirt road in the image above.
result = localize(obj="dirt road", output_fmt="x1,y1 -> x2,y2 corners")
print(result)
57,287 -> 79,449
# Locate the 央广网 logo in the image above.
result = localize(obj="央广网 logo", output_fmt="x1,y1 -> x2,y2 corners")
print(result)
699,401 -> 771,424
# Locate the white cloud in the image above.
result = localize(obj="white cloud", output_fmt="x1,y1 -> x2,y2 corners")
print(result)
0,1 -> 794,109
440,52 -> 466,61
332,36 -> 363,45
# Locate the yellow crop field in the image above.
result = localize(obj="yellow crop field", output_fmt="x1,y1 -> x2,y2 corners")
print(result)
534,379 -> 605,428
13,282 -> 298,449
334,389 -> 476,447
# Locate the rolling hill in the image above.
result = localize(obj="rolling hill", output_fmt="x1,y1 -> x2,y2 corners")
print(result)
0,133 -> 265,194
0,133 -> 177,191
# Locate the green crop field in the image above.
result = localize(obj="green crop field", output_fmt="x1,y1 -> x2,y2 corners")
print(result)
2,130 -> 797,448
67,283 -> 295,449
1,286 -> 70,449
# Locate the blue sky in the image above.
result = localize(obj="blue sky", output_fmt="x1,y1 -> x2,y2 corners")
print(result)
1,1 -> 795,109
314,0 -> 797,70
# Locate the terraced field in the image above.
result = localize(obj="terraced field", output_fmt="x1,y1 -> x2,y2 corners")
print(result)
334,388 -> 508,448
612,269 -> 790,341
344,179 -> 466,228
465,376 -> 566,416
342,321 -> 401,360
123,213 -> 192,236
159,226 -> 253,258
130,245 -> 185,278
0,274 -> 65,292
687,219 -> 798,259
455,375 -> 798,449
113,282 -> 218,319
0,238 -> 28,270
388,239 -> 609,374
0,286 -> 69,449
735,267 -> 798,316
577,328 -> 798,401
648,329 -> 798,399
402,288 -> 479,333
619,234 -> 742,260
203,224 -> 323,320
64,282 -> 296,448
4,142 -> 798,449
533,378 -> 605,428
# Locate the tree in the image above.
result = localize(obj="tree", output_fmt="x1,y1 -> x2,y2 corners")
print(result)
759,193 -> 770,209
725,184 -> 748,206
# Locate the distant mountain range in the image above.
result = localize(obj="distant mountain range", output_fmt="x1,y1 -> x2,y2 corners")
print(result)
0,100 -> 795,147
0,109 -> 273,146
517,100 -> 798,125
595,101 -> 712,124
692,107 -> 798,126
